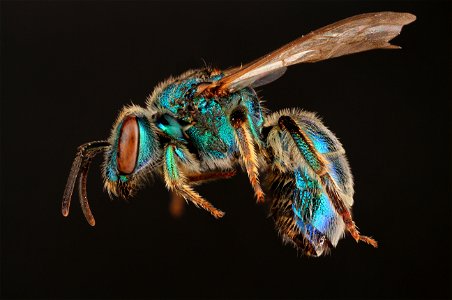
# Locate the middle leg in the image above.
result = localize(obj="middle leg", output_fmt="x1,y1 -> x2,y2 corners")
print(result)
230,106 -> 265,202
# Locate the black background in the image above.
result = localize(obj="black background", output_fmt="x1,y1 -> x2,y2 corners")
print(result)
1,1 -> 451,299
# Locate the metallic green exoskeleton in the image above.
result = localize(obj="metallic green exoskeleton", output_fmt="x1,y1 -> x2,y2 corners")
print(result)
62,12 -> 415,256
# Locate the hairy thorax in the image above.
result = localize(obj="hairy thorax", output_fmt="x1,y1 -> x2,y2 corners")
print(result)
148,69 -> 264,165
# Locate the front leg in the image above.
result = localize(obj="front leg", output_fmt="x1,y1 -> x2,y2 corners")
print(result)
163,144 -> 225,218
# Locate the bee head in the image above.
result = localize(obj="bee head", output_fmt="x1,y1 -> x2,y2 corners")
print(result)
103,105 -> 161,198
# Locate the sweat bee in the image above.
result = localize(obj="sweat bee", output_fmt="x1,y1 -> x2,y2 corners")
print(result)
62,12 -> 415,256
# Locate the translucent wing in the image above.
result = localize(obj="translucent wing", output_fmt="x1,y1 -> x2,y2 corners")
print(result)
214,12 -> 416,93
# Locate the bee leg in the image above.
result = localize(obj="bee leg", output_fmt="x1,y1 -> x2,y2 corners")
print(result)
163,144 -> 225,218
321,174 -> 378,247
186,170 -> 237,185
169,170 -> 237,218
277,115 -> 377,247
230,107 -> 265,202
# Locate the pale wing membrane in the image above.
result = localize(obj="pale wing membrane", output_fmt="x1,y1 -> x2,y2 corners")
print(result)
248,67 -> 287,89
218,12 -> 416,92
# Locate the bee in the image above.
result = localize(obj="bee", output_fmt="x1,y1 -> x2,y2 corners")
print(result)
62,12 -> 415,256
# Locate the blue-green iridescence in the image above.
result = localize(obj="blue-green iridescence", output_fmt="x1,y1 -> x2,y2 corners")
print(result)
209,74 -> 223,82
247,114 -> 260,141
174,147 -> 186,162
310,135 -> 330,154
158,77 -> 203,118
186,97 -> 237,159
156,115 -> 185,142
242,89 -> 264,127
242,89 -> 263,141
136,117 -> 157,172
106,124 -> 122,182
185,89 -> 263,159
156,73 -> 264,160
106,116 -> 157,182
326,156 -> 345,189
165,146 -> 179,180
301,120 -> 338,154
290,131 -> 322,172
297,120 -> 350,193
292,168 -> 335,237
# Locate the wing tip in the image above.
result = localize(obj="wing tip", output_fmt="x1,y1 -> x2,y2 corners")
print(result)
399,12 -> 417,25
380,11 -> 417,25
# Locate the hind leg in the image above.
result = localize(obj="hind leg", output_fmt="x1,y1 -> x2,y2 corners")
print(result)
265,111 -> 377,248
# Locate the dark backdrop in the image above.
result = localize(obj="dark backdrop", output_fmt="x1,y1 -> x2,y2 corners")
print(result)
1,1 -> 451,299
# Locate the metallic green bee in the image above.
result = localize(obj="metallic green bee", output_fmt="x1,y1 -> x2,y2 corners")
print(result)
62,12 -> 415,256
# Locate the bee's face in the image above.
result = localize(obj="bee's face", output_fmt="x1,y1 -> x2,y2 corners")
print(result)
103,105 -> 161,198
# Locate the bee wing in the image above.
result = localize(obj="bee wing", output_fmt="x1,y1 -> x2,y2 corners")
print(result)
215,12 -> 416,93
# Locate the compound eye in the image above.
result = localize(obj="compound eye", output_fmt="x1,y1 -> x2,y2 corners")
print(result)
117,116 -> 139,174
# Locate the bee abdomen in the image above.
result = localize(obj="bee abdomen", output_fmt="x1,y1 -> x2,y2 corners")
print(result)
263,109 -> 353,255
